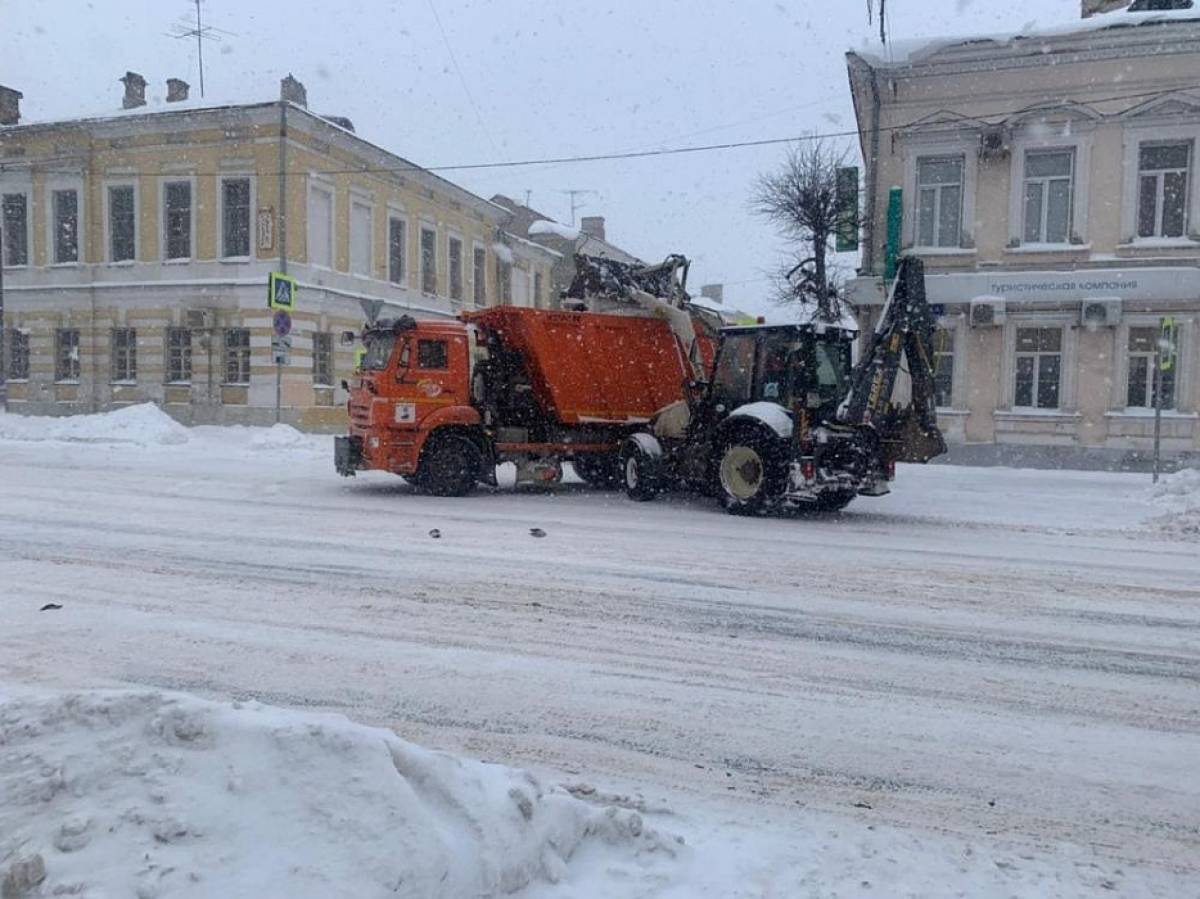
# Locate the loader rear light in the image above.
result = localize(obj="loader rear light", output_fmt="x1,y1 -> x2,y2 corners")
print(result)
801,460 -> 816,482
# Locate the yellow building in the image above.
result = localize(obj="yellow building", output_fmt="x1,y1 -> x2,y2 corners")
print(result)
846,8 -> 1200,468
0,74 -> 556,428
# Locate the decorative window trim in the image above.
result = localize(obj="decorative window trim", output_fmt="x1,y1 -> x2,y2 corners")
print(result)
306,176 -> 336,270
447,232 -> 464,302
1007,132 -> 1093,248
999,315 -> 1079,411
901,138 -> 978,250
46,173 -> 85,267
0,172 -> 33,269
386,205 -> 409,287
419,222 -> 438,296
1120,122 -> 1200,245
348,195 -> 374,278
159,175 -> 196,262
102,178 -> 139,265
933,317 -> 968,410
1112,315 -> 1194,413
217,173 -> 256,261
471,241 -> 487,307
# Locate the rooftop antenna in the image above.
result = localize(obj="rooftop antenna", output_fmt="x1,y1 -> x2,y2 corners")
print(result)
558,189 -> 598,226
867,0 -> 888,43
168,0 -> 235,98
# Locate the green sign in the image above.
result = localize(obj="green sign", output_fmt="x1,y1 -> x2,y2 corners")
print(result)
1160,317 -> 1178,372
268,272 -> 297,311
835,166 -> 859,253
884,187 -> 903,282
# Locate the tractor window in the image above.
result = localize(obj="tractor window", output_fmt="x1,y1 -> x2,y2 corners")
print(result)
417,339 -> 449,370
362,332 -> 397,370
811,340 -> 852,405
711,334 -> 755,408
757,333 -> 805,405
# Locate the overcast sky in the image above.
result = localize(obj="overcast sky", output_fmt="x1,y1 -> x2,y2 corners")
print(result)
3,0 -> 1085,316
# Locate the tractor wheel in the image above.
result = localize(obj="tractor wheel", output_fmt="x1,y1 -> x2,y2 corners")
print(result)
620,440 -> 662,502
573,454 -> 622,489
717,434 -> 786,516
419,434 -> 481,497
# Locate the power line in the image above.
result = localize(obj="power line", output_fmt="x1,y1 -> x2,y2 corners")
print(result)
426,0 -> 501,159
16,84 -> 1184,180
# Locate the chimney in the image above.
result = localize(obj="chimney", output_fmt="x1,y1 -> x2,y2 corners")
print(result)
166,78 -> 189,103
580,216 -> 606,242
120,71 -> 147,109
280,74 -> 307,107
0,85 -> 22,125
700,284 -> 724,305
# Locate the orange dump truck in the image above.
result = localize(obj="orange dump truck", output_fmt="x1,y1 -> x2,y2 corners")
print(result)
334,306 -> 698,494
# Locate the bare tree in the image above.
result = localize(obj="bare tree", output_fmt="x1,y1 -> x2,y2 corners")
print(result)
752,139 -> 854,320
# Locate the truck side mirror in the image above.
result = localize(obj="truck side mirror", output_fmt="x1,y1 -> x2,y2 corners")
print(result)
339,330 -> 357,346
340,379 -> 350,391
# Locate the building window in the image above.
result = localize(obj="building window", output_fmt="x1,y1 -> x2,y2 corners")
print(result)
164,181 -> 192,260
8,330 -> 29,380
472,246 -> 486,305
313,332 -> 333,386
916,156 -> 963,248
53,189 -> 79,263
420,227 -> 437,294
1137,142 -> 1190,239
2,193 -> 28,266
224,328 -> 251,384
1126,326 -> 1176,409
1023,150 -> 1074,244
1014,326 -> 1062,409
111,328 -> 137,382
55,328 -> 80,381
221,177 -> 251,258
350,199 -> 372,276
108,185 -> 136,262
932,328 -> 955,408
498,259 -> 513,305
307,185 -> 333,268
388,217 -> 406,284
448,237 -> 463,301
166,327 -> 192,383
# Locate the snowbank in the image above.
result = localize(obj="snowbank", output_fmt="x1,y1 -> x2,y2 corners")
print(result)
0,690 -> 677,899
248,422 -> 314,451
528,219 -> 581,241
0,403 -> 189,446
1148,466 -> 1200,537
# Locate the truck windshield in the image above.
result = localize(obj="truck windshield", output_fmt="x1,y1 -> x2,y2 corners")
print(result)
362,332 -> 397,370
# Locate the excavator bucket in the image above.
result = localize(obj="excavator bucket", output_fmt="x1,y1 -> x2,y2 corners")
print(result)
879,405 -> 948,464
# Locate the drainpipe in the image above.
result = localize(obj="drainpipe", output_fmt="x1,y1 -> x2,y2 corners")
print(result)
276,100 -> 288,424
861,64 -> 882,278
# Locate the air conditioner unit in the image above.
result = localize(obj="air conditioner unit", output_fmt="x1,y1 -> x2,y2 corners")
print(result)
185,309 -> 215,329
979,125 -> 1010,160
1081,298 -> 1122,327
969,298 -> 1007,327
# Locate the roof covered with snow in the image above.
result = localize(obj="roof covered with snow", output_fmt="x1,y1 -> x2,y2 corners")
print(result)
852,7 -> 1200,69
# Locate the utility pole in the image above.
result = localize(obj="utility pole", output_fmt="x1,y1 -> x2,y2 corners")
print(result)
276,101 -> 288,424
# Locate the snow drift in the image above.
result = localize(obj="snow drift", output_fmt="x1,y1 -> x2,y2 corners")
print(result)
0,403 -> 189,447
0,690 -> 677,899
1148,466 -> 1200,537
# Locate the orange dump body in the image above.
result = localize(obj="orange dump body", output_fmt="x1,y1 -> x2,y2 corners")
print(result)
467,307 -> 692,425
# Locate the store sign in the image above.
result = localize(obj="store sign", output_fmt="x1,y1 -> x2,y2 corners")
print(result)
848,266 -> 1200,306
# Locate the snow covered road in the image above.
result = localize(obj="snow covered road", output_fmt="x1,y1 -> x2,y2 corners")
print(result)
1,413 -> 1198,896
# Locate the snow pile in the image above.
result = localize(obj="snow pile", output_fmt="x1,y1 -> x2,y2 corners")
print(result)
1147,467 -> 1200,537
528,219 -> 581,241
0,403 -> 189,446
248,422 -> 313,451
0,690 -> 678,899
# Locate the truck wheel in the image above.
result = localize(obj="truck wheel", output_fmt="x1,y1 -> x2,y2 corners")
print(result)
717,435 -> 784,515
620,442 -> 662,502
419,435 -> 481,497
573,454 -> 621,488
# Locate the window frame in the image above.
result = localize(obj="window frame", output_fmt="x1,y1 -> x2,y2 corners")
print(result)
104,180 -> 138,264
218,174 -> 255,260
160,177 -> 195,262
901,136 -> 978,254
931,326 -> 957,410
223,327 -> 252,386
1012,325 -> 1064,410
1021,148 -> 1076,246
55,328 -> 81,383
472,243 -> 487,306
1121,122 -> 1200,245
8,328 -> 30,381
306,178 -> 335,269
312,331 -> 334,386
387,212 -> 408,286
165,326 -> 193,384
420,225 -> 438,295
1136,141 -> 1191,241
915,155 -> 965,249
50,185 -> 82,265
448,234 -> 464,301
416,338 -> 449,371
110,327 -> 138,383
1,188 -> 31,268
348,194 -> 374,277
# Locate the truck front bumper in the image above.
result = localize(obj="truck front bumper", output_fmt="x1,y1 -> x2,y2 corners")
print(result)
334,436 -> 364,477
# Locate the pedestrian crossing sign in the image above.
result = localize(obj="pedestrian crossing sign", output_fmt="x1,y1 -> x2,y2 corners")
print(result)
268,272 -> 297,311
